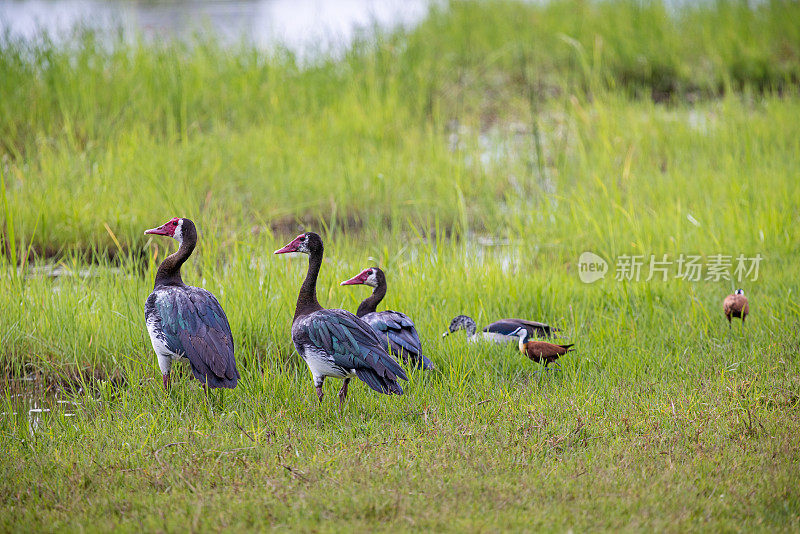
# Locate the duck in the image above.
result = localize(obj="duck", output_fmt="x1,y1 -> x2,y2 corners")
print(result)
442,315 -> 554,343
510,327 -> 574,367
340,267 -> 435,371
723,289 -> 749,327
274,233 -> 407,406
144,217 -> 239,390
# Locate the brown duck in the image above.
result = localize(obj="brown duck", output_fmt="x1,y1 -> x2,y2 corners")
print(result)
723,289 -> 749,327
511,327 -> 574,366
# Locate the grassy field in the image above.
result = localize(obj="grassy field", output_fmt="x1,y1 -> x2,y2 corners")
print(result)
2,0 -> 800,531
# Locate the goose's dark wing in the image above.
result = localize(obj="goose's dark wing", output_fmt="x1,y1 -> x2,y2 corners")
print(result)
362,311 -> 435,370
154,287 -> 239,388
296,309 -> 408,394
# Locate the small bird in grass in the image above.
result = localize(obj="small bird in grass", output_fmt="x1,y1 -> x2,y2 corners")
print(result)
442,315 -> 555,343
144,217 -> 239,391
274,232 -> 407,407
723,289 -> 749,327
510,327 -> 574,368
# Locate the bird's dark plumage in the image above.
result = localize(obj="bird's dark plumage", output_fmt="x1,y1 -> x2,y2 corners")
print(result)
361,310 -> 435,371
145,287 -> 238,388
485,318 -> 554,339
292,308 -> 407,395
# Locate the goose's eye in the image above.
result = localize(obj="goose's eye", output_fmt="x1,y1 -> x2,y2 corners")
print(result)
172,221 -> 178,226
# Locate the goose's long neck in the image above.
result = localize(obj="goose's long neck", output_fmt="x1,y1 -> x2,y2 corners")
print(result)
154,239 -> 195,288
356,282 -> 386,317
294,248 -> 324,321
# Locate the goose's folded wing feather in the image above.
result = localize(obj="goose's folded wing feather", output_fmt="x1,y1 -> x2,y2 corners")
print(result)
298,309 -> 408,390
157,288 -> 238,385
363,311 -> 435,369
363,311 -> 422,355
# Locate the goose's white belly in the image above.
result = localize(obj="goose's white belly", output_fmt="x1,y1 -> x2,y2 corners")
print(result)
146,313 -> 186,375
303,348 -> 356,381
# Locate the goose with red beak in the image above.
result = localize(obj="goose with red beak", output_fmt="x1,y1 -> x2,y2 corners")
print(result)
341,267 -> 434,371
275,233 -> 407,407
144,217 -> 239,390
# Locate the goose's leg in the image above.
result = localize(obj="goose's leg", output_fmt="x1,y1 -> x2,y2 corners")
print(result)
338,378 -> 351,409
315,377 -> 325,403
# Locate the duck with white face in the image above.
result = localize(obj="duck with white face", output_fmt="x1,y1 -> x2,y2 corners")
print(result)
341,267 -> 435,371
143,217 -> 239,391
723,289 -> 749,327
509,327 -> 574,368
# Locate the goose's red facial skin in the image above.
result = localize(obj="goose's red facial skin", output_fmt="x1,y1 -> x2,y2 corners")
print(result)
145,217 -> 181,237
274,233 -> 306,254
341,268 -> 372,286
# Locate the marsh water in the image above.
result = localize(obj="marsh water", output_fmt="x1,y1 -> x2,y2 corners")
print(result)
0,0 -> 433,54
0,0 -> 717,52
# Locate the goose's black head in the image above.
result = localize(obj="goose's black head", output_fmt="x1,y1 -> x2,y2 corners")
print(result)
145,217 -> 196,245
274,232 -> 323,256
442,315 -> 477,337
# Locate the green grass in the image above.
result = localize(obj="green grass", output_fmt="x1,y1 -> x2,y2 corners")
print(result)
1,0 -> 800,531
